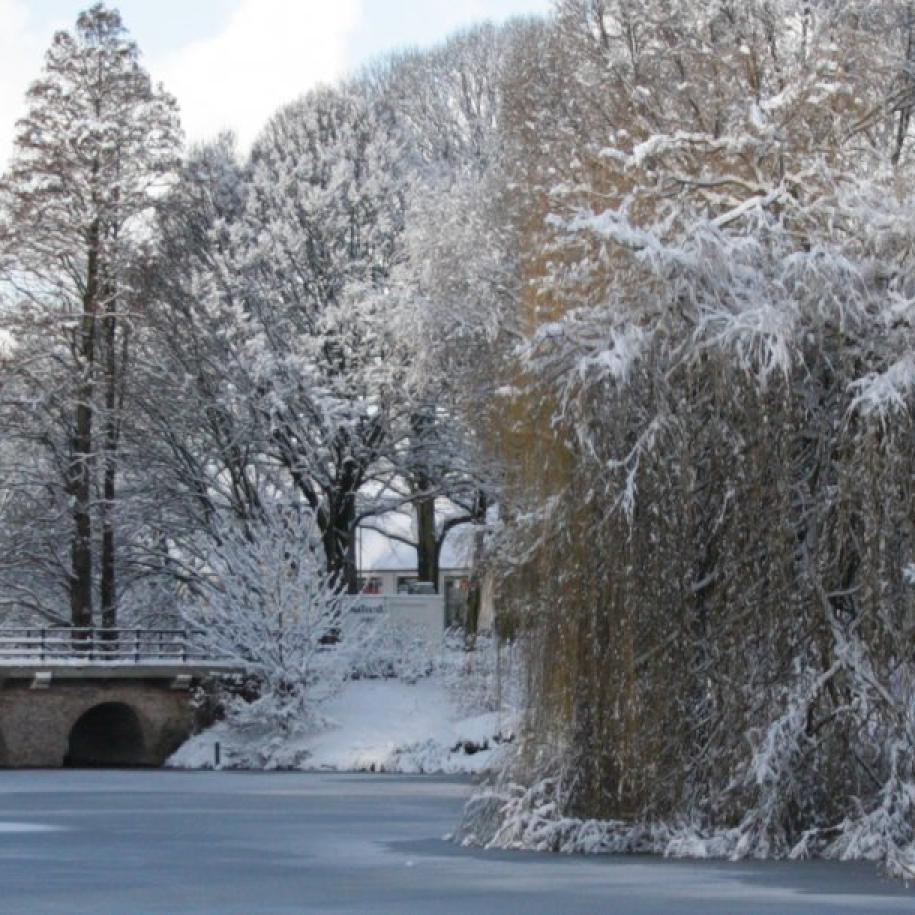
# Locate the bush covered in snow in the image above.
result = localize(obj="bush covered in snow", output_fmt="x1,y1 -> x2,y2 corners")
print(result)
180,507 -> 370,739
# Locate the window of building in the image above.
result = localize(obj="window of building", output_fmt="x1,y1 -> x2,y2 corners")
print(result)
357,576 -> 384,595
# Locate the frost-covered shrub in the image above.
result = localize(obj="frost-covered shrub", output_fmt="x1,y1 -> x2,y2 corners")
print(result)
346,622 -> 437,683
181,507 -> 366,730
348,627 -> 520,705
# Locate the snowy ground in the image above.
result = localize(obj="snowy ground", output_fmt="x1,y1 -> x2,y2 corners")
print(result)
0,770 -> 911,915
170,678 -> 512,773
169,638 -> 518,774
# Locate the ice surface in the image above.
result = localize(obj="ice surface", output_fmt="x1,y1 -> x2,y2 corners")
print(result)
0,771 -> 911,914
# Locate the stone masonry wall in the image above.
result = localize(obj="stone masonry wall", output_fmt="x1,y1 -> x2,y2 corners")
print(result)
0,680 -> 194,767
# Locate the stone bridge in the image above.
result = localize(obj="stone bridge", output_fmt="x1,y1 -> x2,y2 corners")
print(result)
0,630 -> 238,768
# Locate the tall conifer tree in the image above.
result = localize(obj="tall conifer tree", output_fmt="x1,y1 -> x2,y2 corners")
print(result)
0,4 -> 181,627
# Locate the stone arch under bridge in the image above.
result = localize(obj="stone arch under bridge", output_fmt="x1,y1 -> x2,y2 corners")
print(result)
65,701 -> 147,767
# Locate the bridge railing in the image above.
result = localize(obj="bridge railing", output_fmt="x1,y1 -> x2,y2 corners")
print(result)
0,628 -> 215,664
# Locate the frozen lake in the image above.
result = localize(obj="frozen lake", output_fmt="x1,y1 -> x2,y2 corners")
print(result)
0,770 -> 911,914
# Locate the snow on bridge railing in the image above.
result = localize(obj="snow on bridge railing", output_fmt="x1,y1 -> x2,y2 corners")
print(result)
0,628 -> 223,664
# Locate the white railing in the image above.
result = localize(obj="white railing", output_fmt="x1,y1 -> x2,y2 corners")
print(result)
0,628 -> 214,664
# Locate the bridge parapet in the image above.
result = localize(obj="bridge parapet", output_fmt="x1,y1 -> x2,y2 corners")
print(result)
0,628 -> 240,682
2,628 -> 211,664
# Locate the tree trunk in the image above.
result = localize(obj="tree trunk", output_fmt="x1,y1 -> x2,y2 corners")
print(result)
343,503 -> 358,594
100,457 -> 116,629
464,490 -> 489,645
415,475 -> 438,591
323,520 -> 359,594
100,280 -> 120,631
323,481 -> 359,594
69,439 -> 94,629
411,411 -> 438,590
69,220 -> 99,629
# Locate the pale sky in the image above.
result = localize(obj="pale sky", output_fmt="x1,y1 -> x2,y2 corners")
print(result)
0,0 -> 552,167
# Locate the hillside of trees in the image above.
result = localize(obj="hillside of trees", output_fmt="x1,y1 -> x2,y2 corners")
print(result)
1,0 -> 913,879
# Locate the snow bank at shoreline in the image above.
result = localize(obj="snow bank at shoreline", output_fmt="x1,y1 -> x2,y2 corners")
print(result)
168,639 -> 519,774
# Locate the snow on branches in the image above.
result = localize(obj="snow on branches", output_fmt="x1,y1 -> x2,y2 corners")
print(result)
460,0 -> 915,880
180,506 -> 368,740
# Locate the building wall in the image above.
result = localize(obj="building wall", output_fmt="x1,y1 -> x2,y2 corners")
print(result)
358,567 -> 472,628
358,567 -> 470,596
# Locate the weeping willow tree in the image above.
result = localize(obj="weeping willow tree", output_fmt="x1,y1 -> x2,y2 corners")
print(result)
459,0 -> 915,878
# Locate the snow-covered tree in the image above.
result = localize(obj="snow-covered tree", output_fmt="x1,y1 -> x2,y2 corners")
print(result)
0,3 -> 181,627
372,22 -> 538,594
132,134 -> 260,569
181,506 -> 349,704
220,86 -> 413,593
459,0 -> 915,880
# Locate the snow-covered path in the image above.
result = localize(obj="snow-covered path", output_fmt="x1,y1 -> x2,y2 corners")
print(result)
0,770 -> 910,914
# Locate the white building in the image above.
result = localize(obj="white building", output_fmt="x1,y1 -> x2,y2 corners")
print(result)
356,520 -> 472,629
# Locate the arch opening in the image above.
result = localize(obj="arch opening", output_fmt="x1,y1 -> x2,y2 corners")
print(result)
0,727 -> 8,768
65,702 -> 146,768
